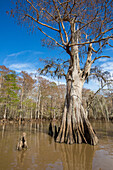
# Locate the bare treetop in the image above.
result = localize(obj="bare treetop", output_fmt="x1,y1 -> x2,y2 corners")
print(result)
13,0 -> 113,52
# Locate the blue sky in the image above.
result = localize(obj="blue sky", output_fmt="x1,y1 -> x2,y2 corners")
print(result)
0,1 -> 65,76
0,0 -> 113,91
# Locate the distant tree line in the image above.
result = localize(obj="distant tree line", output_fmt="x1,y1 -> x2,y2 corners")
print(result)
0,65 -> 65,120
0,65 -> 113,121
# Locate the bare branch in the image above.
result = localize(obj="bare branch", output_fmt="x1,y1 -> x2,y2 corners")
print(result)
26,0 -> 38,13
89,73 -> 106,82
52,0 -> 69,44
58,23 -> 66,45
57,0 -> 70,20
69,0 -> 76,15
69,36 -> 113,47
41,7 -> 58,23
107,41 -> 113,47
93,27 -> 113,42
92,56 -> 110,64
77,11 -> 99,32
36,25 -> 65,49
25,14 -> 59,32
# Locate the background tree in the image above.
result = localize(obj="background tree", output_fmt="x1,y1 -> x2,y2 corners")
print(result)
37,77 -> 65,120
0,65 -> 113,122
0,66 -> 66,120
0,66 -> 20,119
0,65 -> 10,118
11,0 -> 113,145
18,71 -> 36,119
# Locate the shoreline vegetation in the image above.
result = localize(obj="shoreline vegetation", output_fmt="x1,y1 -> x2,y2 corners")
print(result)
1,116 -> 113,124
1,65 -> 113,125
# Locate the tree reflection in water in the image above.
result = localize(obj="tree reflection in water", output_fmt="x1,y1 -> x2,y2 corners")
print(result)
17,150 -> 26,164
2,123 -> 6,138
57,143 -> 97,170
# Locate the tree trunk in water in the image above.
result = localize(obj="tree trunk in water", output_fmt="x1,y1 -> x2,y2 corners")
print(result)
37,91 -> 41,119
41,104 -> 43,120
56,70 -> 98,145
30,108 -> 33,119
35,89 -> 41,119
4,106 -> 7,119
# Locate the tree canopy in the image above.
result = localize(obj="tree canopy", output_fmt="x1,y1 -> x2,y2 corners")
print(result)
12,0 -> 113,53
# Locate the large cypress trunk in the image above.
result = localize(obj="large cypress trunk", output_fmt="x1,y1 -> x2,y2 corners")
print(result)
56,68 -> 98,145
56,20 -> 98,145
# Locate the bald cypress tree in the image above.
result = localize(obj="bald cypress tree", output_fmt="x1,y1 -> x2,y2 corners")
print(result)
11,0 -> 113,145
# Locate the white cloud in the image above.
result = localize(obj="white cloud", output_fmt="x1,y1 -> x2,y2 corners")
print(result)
9,63 -> 31,69
9,63 -> 38,75
2,50 -> 45,75
9,64 -> 101,91
98,58 -> 110,62
3,50 -> 43,66
7,50 -> 43,57
7,51 -> 30,57
41,75 -> 66,85
101,62 -> 113,73
84,79 -> 101,92
104,48 -> 113,51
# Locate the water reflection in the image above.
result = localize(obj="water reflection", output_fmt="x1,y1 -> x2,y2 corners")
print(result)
17,150 -> 26,164
0,121 -> 113,170
56,143 -> 97,170
2,123 -> 6,138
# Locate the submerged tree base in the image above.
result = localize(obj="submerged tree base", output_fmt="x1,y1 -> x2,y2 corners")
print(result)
49,118 -> 98,146
17,132 -> 28,151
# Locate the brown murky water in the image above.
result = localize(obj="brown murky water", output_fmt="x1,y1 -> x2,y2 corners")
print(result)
0,121 -> 113,170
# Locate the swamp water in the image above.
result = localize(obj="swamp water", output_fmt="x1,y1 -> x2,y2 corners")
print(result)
0,121 -> 113,170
